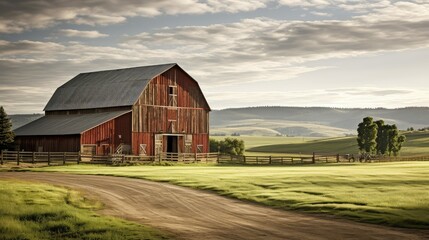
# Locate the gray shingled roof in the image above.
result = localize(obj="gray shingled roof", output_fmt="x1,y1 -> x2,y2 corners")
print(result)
44,63 -> 177,111
14,111 -> 130,136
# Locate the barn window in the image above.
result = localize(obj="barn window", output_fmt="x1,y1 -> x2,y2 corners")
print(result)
168,85 -> 177,107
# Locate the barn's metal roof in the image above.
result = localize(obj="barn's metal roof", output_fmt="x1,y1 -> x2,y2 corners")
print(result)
14,111 -> 130,136
44,63 -> 177,111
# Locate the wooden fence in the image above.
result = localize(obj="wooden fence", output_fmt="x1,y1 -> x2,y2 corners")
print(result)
1,150 -> 427,166
217,153 -> 348,165
0,151 -> 219,166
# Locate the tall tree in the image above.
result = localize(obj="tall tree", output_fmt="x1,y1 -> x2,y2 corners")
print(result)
357,117 -> 378,154
375,120 -> 387,154
386,125 -> 406,156
0,106 -> 14,150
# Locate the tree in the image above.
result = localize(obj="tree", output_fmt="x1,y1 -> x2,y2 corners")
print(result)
0,106 -> 14,151
209,137 -> 245,155
386,125 -> 406,156
375,120 -> 387,154
357,117 -> 378,154
357,117 -> 406,157
209,138 -> 219,152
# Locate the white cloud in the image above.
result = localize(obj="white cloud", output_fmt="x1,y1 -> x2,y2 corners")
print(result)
0,0 -> 271,33
59,29 -> 109,38
1,1 -> 429,112
206,88 -> 428,109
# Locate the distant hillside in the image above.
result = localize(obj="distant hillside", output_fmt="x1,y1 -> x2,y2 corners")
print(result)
210,107 -> 429,137
9,114 -> 43,130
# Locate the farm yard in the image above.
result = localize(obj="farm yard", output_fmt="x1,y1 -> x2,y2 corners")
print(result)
1,167 -> 428,240
3,125 -> 429,238
27,162 -> 429,229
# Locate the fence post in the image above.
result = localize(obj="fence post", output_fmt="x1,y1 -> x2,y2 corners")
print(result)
243,155 -> 246,164
63,152 -> 66,165
48,152 -> 51,166
336,154 -> 340,163
121,154 -> 125,164
17,151 -> 20,166
194,152 -> 197,163
0,150 -> 3,165
312,152 -> 316,164
269,156 -> 272,165
77,152 -> 81,164
32,152 -> 35,164
216,152 -> 220,163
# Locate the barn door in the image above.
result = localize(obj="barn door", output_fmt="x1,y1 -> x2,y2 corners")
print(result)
154,134 -> 163,155
139,144 -> 147,156
185,135 -> 192,153
197,144 -> 203,153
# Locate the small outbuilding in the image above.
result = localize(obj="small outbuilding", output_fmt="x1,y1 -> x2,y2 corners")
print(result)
15,63 -> 210,156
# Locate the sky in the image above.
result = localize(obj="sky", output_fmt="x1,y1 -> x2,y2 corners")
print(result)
0,0 -> 429,114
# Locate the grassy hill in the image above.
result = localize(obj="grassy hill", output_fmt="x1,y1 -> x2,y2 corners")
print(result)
211,107 -> 429,137
245,131 -> 429,156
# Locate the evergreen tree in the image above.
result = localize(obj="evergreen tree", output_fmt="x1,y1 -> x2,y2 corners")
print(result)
0,106 -> 14,150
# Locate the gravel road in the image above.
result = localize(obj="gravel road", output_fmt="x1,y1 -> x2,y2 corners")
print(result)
1,172 -> 427,240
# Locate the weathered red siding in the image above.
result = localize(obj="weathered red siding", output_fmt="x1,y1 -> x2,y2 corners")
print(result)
81,112 -> 131,155
131,66 -> 210,155
132,132 -> 153,155
16,135 -> 80,152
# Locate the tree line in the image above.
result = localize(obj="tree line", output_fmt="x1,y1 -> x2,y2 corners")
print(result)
357,117 -> 405,157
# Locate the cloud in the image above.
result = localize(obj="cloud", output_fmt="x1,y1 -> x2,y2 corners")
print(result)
325,88 -> 413,96
59,29 -> 109,38
1,1 -> 429,113
124,15 -> 429,68
206,88 -> 427,109
278,0 -> 392,13
0,0 -> 270,33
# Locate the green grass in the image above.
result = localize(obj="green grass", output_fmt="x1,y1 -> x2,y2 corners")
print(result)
0,180 -> 168,240
32,162 -> 429,228
246,131 -> 429,156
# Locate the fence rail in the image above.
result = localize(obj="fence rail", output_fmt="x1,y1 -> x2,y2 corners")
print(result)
1,150 -> 428,166
0,151 -> 220,166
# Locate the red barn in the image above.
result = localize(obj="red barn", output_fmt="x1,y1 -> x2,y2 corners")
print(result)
15,63 -> 210,156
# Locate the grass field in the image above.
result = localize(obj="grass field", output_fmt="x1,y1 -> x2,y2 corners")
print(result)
216,131 -> 429,156
33,162 -> 429,228
0,180 -> 168,240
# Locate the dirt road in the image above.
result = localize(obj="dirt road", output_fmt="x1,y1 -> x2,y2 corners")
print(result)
1,172 -> 427,240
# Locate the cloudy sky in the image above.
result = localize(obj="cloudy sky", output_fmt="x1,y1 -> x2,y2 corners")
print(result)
1,0 -> 429,114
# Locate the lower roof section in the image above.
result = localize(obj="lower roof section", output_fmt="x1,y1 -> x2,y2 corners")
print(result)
14,110 -> 131,136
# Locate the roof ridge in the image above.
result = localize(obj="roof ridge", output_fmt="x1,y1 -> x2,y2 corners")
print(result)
79,63 -> 177,75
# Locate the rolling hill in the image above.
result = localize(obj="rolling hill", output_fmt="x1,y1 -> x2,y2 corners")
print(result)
247,131 -> 429,156
211,107 -> 429,137
9,107 -> 429,137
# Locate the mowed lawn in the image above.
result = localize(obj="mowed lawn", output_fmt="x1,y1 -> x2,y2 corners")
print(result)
0,180 -> 168,240
34,162 -> 429,228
